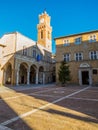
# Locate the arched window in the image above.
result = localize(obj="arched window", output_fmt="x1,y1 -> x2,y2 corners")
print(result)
41,30 -> 43,39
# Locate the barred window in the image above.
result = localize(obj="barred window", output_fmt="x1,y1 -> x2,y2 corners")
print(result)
93,69 -> 97,74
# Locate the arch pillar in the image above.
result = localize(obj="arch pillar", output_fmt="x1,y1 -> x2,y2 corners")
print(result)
3,70 -> 6,85
89,69 -> 92,85
36,69 -> 39,84
39,66 -> 44,84
42,72 -> 45,84
16,64 -> 20,86
16,70 -> 19,85
27,67 -> 30,85
11,69 -> 14,85
79,70 -> 82,85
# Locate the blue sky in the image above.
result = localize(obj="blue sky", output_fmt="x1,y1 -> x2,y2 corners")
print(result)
0,0 -> 98,53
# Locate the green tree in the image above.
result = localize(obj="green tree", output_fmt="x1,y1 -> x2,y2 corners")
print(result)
58,61 -> 71,85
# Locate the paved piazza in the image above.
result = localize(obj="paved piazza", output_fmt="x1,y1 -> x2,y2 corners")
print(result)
0,84 -> 98,130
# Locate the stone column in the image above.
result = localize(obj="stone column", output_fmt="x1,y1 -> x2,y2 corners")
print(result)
16,64 -> 20,86
36,70 -> 38,84
3,70 -> 6,84
27,68 -> 30,85
43,72 -> 45,84
79,70 -> 82,85
89,69 -> 92,85
11,69 -> 14,85
16,70 -> 19,85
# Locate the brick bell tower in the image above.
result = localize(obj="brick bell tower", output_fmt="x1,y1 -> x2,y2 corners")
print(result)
37,11 -> 52,52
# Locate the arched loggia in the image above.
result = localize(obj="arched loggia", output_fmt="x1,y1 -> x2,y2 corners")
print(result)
39,66 -> 44,84
5,63 -> 12,84
19,63 -> 28,84
30,65 -> 37,84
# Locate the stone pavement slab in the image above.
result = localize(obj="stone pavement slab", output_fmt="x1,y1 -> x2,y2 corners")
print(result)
0,125 -> 12,130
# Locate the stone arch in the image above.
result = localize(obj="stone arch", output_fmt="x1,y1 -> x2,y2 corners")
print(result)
4,63 -> 12,84
39,66 -> 44,72
80,63 -> 90,68
30,64 -> 37,84
39,66 -> 44,84
19,62 -> 28,84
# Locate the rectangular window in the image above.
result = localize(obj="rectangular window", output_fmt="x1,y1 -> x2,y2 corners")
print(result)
89,35 -> 96,43
93,69 -> 97,74
75,37 -> 81,45
63,53 -> 70,62
75,52 -> 83,61
23,46 -> 27,56
40,53 -> 43,60
90,51 -> 98,60
33,50 -> 36,58
63,39 -> 70,46
46,56 -> 51,62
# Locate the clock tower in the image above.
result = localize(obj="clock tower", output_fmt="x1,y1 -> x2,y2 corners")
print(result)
37,11 -> 52,52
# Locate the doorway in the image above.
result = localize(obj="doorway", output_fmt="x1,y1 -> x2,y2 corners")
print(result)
5,63 -> 12,85
30,65 -> 36,84
21,76 -> 24,84
19,63 -> 28,84
82,71 -> 89,85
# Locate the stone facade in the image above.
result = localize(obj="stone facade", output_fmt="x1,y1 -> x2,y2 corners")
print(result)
0,11 -> 55,86
55,30 -> 98,86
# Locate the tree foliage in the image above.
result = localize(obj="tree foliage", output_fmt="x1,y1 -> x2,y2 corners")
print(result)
58,61 -> 71,85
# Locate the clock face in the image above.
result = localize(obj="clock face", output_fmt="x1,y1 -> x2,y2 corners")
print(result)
40,18 -> 44,23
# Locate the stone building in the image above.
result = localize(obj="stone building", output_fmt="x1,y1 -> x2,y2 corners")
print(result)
54,30 -> 98,86
0,11 -> 55,86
